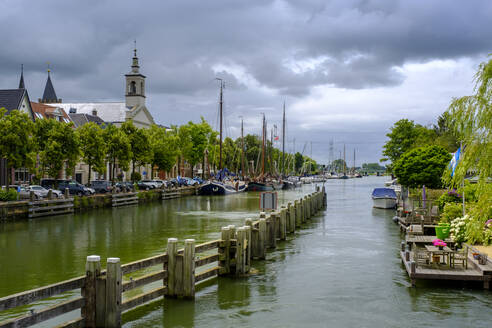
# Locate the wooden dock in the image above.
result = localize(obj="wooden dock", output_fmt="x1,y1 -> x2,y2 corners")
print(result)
112,192 -> 138,207
28,198 -> 74,218
400,250 -> 492,288
0,187 -> 327,328
161,190 -> 180,200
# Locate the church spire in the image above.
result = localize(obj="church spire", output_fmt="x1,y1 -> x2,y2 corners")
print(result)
19,64 -> 25,89
131,40 -> 140,73
39,64 -> 61,104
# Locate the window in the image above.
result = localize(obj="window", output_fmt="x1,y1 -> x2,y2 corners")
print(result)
141,82 -> 144,94
130,81 -> 136,94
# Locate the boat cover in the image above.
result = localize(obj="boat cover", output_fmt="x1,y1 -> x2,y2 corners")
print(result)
371,188 -> 397,199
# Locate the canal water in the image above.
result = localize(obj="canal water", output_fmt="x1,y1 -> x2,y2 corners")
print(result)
1,177 -> 491,327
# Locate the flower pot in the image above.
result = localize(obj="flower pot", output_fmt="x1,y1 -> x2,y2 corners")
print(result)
435,226 -> 450,239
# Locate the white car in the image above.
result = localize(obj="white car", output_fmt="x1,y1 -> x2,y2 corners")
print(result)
27,185 -> 63,198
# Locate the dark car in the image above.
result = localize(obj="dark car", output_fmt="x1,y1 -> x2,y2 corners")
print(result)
115,182 -> 134,192
90,180 -> 113,194
58,181 -> 90,196
136,181 -> 152,191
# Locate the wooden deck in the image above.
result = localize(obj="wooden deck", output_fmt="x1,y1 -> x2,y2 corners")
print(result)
405,235 -> 454,247
400,251 -> 491,288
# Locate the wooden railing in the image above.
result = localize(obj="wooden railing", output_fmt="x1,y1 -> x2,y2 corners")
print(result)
0,187 -> 327,328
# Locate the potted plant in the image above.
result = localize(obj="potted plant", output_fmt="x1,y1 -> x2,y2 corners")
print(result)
433,239 -> 447,250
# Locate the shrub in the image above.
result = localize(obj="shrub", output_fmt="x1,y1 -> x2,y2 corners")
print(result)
0,189 -> 18,201
441,203 -> 463,224
131,172 -> 141,182
437,190 -> 462,211
450,215 -> 470,245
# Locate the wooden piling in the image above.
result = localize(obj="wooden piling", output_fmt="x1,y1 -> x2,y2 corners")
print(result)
64,188 -> 70,199
105,257 -> 122,327
279,207 -> 287,240
294,200 -> 301,227
183,239 -> 195,298
258,218 -> 266,259
244,224 -> 251,271
288,202 -> 295,233
83,255 -> 100,328
236,227 -> 246,274
266,213 -> 277,249
219,227 -> 231,274
166,238 -> 178,296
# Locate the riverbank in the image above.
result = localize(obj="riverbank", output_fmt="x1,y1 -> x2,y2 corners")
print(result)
0,186 -> 198,220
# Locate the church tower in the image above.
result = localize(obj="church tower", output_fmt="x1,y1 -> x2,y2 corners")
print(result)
39,66 -> 61,104
125,44 -> 146,108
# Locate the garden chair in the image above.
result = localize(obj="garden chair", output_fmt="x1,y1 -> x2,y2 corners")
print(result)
413,248 -> 431,266
450,246 -> 468,269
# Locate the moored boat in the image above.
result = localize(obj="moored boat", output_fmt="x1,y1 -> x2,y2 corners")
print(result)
246,181 -> 274,191
199,180 -> 247,195
371,188 -> 397,209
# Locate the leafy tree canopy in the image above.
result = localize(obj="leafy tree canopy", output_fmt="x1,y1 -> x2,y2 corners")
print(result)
78,122 -> 106,183
393,145 -> 451,188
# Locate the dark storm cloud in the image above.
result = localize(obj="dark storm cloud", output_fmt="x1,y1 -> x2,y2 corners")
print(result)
0,0 -> 490,162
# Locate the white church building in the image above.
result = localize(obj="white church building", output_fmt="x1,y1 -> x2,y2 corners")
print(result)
56,48 -> 155,128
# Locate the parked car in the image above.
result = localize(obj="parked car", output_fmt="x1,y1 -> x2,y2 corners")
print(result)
115,182 -> 134,192
193,177 -> 204,184
169,178 -> 186,187
14,186 -> 41,200
27,185 -> 62,198
182,177 -> 199,186
140,180 -> 158,189
152,179 -> 165,188
40,179 -> 68,190
90,180 -> 113,194
136,181 -> 152,191
58,181 -> 91,196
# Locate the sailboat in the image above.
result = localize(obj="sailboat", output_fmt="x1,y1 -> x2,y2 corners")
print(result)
200,79 -> 247,195
247,114 -> 276,191
339,144 -> 349,179
281,103 -> 296,190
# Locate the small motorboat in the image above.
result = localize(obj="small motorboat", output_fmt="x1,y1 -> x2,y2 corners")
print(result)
371,188 -> 397,209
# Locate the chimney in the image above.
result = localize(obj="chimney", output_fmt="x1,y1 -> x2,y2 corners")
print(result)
92,109 -> 97,116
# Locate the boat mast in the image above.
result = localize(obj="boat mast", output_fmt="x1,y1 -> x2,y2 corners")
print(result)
241,117 -> 245,178
282,101 -> 286,177
217,78 -> 224,171
353,148 -> 356,174
270,127 -> 274,175
261,114 -> 266,178
343,144 -> 346,175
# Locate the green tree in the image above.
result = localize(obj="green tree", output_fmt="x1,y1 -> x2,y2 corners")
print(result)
294,152 -> 303,174
33,118 -> 79,181
121,120 -> 152,181
0,109 -> 34,186
393,145 -> 451,188
381,119 -> 420,168
103,124 -> 131,183
148,125 -> 179,177
78,122 -> 106,184
433,112 -> 459,152
444,57 -> 492,190
179,119 -> 217,176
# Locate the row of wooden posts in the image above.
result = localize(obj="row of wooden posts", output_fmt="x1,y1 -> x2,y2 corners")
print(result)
0,187 -> 326,328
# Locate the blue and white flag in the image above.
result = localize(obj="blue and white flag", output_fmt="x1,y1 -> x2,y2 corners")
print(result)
449,147 -> 461,177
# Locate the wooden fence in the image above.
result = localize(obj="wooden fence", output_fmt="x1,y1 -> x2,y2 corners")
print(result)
0,187 -> 326,328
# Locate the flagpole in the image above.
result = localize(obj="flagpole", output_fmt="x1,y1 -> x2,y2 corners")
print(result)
461,140 -> 465,217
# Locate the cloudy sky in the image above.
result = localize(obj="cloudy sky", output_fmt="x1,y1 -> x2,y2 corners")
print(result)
1,0 -> 491,165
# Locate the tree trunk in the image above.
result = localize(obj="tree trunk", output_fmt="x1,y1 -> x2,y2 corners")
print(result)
151,164 -> 154,180
132,160 -> 135,181
88,164 -> 92,186
112,157 -> 116,184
